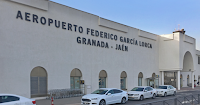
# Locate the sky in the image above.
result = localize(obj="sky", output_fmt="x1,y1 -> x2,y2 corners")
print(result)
51,0 -> 200,50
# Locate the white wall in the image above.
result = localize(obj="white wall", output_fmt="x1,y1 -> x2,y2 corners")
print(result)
0,0 -> 159,98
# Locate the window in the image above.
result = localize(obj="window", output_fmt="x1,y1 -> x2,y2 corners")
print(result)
99,78 -> 106,88
138,72 -> 143,86
99,70 -> 107,88
91,89 -> 108,95
70,68 -> 82,89
0,96 -> 20,103
148,87 -> 153,91
198,57 -> 200,64
31,67 -> 47,98
120,71 -> 127,90
70,77 -> 80,89
158,86 -> 167,89
169,86 -> 174,89
187,75 -> 189,85
113,89 -> 122,93
107,90 -> 114,94
121,78 -> 126,89
131,87 -> 144,91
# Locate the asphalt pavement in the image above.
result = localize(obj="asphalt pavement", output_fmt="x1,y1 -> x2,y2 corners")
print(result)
35,86 -> 200,105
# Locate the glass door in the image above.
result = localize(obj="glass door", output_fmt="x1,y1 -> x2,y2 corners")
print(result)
74,77 -> 80,89
99,77 -> 106,88
70,77 -> 80,89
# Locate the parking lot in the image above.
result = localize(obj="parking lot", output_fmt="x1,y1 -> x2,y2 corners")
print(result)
35,87 -> 200,105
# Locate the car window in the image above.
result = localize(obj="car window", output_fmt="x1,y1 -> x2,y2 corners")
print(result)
168,86 -> 170,89
107,90 -> 114,94
157,86 -> 167,89
113,89 -> 122,94
131,87 -> 144,91
145,88 -> 148,91
170,86 -> 174,89
148,87 -> 153,91
0,96 -> 20,103
91,89 -> 108,95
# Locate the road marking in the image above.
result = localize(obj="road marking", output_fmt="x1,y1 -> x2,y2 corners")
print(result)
66,103 -> 81,105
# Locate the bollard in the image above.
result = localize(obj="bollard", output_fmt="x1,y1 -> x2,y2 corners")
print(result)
174,98 -> 177,105
51,97 -> 54,105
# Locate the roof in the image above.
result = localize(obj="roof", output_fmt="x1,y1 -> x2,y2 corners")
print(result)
0,94 -> 19,96
0,94 -> 25,98
158,85 -> 171,86
99,88 -> 118,90
134,86 -> 151,88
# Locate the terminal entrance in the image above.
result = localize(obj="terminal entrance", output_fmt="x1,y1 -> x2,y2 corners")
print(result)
164,72 -> 177,88
147,73 -> 159,88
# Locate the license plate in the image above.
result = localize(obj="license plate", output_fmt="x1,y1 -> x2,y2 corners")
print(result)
83,102 -> 89,104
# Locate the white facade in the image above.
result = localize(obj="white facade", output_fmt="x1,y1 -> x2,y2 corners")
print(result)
0,0 -> 199,98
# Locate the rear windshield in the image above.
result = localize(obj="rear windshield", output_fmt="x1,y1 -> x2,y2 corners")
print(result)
157,86 -> 167,89
131,87 -> 144,91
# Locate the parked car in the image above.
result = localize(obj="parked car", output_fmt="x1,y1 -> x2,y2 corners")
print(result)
128,86 -> 157,101
81,88 -> 128,105
156,85 -> 176,97
0,94 -> 36,105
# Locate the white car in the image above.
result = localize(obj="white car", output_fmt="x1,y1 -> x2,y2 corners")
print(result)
128,86 -> 157,101
0,94 -> 36,105
156,85 -> 176,97
81,88 -> 128,105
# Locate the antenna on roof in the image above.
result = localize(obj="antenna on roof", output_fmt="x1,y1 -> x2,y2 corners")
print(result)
178,24 -> 180,31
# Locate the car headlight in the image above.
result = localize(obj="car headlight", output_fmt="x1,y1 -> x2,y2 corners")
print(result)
91,98 -> 98,100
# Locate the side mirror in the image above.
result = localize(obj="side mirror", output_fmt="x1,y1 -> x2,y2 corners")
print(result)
107,93 -> 111,96
144,90 -> 147,92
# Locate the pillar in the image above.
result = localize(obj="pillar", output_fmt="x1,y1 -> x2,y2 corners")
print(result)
177,71 -> 180,90
161,71 -> 164,85
192,71 -> 194,89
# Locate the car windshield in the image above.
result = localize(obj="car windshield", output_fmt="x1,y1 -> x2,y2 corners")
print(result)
131,87 -> 144,91
157,86 -> 167,89
91,89 -> 108,95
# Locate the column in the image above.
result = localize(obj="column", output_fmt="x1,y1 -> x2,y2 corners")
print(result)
177,71 -> 180,90
161,71 -> 164,85
192,71 -> 194,89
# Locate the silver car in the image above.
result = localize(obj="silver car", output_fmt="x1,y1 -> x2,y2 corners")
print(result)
128,86 -> 157,101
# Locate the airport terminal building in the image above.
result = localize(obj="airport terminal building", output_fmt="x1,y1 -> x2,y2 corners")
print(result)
1,0 -> 200,98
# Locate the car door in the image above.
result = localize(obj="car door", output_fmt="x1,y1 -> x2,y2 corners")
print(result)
143,87 -> 149,98
167,86 -> 171,95
169,86 -> 174,95
0,96 -> 21,105
148,87 -> 154,97
113,89 -> 123,103
106,90 -> 115,104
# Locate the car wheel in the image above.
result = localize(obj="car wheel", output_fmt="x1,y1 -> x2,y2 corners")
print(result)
164,92 -> 167,97
173,91 -> 176,96
121,97 -> 126,104
139,95 -> 144,101
152,93 -> 156,99
99,100 -> 106,105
